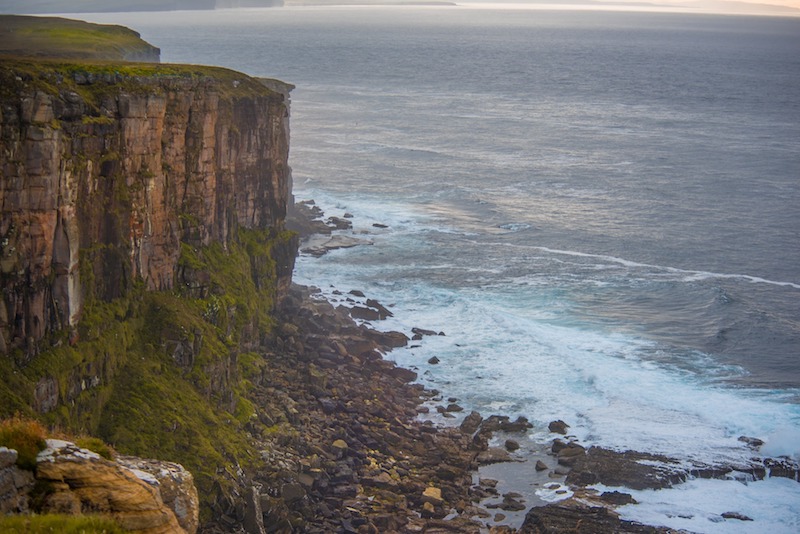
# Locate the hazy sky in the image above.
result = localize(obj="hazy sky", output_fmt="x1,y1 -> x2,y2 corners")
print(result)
1,0 -> 798,16
450,0 -> 800,16
279,0 -> 800,17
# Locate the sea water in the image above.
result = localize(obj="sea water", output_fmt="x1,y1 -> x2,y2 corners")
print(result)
74,6 -> 800,531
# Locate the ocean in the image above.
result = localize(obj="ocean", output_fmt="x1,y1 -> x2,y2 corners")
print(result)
74,5 -> 799,532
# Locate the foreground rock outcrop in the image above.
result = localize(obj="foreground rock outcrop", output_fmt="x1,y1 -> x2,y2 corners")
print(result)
36,440 -> 186,533
1,439 -> 198,533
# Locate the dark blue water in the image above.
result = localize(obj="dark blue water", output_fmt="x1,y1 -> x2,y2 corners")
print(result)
79,6 -> 800,531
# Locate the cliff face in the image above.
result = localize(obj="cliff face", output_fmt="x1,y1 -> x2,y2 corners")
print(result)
0,62 -> 294,358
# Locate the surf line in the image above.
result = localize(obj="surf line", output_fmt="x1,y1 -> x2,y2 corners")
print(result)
525,245 -> 800,290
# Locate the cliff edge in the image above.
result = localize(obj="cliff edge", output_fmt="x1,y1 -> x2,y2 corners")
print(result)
0,15 -> 161,62
0,55 -> 298,523
0,60 -> 294,357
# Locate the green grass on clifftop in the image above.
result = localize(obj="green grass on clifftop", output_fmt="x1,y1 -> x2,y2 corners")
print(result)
0,57 -> 289,108
0,15 -> 160,61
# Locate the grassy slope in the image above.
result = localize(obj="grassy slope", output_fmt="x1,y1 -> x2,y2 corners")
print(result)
0,227 -> 295,517
0,15 -> 159,61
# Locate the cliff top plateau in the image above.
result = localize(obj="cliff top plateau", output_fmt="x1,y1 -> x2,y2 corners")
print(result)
0,15 -> 160,62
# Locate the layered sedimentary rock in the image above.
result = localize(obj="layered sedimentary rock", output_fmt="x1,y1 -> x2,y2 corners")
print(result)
35,439 -> 198,533
0,61 -> 294,357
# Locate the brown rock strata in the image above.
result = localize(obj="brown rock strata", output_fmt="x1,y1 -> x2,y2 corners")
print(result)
35,439 -> 196,533
0,61 -> 293,358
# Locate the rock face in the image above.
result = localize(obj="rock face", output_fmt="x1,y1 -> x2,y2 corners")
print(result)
117,455 -> 200,534
520,503 -> 672,534
0,61 -> 294,358
0,446 -> 34,514
35,439 -> 198,533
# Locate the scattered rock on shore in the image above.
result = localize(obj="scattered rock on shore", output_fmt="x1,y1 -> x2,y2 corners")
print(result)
548,419 -> 569,435
231,283 -> 488,532
519,503 -> 673,533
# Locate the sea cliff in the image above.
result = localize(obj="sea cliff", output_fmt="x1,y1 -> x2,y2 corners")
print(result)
0,60 -> 294,358
0,54 -> 494,533
5,18 -> 795,534
0,58 -> 300,527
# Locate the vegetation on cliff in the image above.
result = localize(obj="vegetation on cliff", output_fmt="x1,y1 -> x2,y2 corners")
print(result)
0,416 -> 48,470
0,227 -> 296,517
0,22 -> 297,523
0,15 -> 160,62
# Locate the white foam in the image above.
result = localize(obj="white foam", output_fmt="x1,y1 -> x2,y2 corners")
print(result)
603,477 -> 800,534
295,195 -> 800,529
761,428 -> 800,461
535,483 -> 573,503
383,285 -> 796,466
526,246 -> 800,290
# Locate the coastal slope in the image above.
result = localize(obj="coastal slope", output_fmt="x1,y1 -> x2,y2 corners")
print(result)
0,54 -> 297,523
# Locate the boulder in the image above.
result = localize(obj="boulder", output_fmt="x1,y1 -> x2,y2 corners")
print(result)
411,327 -> 438,337
480,415 -> 532,434
721,512 -> 753,521
599,491 -> 637,506
366,299 -> 393,319
281,482 -> 306,503
326,216 -> 352,230
331,439 -> 348,459
500,494 -> 526,512
36,440 -> 186,533
520,503 -> 672,533
556,443 -> 586,466
421,486 -> 444,506
365,329 -> 409,349
349,305 -> 380,321
388,366 -> 418,383
548,420 -> 569,435
476,447 -> 514,465
737,436 -> 764,449
565,447 -> 686,490
459,411 -> 483,435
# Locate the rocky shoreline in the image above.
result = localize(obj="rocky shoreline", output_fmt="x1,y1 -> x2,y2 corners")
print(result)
213,198 -> 800,534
